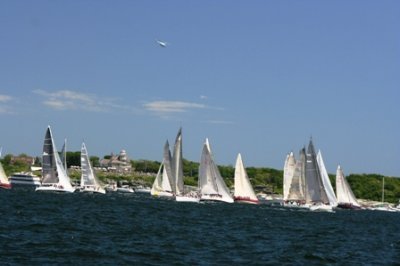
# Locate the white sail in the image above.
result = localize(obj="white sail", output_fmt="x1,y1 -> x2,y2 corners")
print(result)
283,152 -> 296,201
198,138 -> 233,203
172,128 -> 184,195
234,153 -> 258,203
287,148 -> 306,202
304,139 -> 329,204
80,142 -> 105,194
0,151 -> 11,186
36,126 -> 75,193
336,165 -> 360,207
150,140 -> 174,197
317,150 -> 337,206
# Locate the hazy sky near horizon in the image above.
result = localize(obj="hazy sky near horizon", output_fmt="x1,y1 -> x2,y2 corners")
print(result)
0,1 -> 399,176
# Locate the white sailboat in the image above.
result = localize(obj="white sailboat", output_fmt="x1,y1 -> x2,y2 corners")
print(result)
317,150 -> 337,207
283,149 -> 307,208
36,126 -> 75,193
234,153 -> 259,204
173,128 -> 200,203
198,138 -> 234,203
0,148 -> 11,189
369,176 -> 400,212
335,165 -> 361,209
80,142 -> 106,194
304,139 -> 333,212
150,140 -> 175,197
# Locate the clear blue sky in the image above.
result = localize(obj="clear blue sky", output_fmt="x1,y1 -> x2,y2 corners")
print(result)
0,1 -> 399,176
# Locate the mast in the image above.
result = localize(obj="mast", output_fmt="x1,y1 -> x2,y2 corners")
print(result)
382,176 -> 385,203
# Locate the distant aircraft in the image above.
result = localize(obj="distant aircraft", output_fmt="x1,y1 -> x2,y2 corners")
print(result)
156,40 -> 168,47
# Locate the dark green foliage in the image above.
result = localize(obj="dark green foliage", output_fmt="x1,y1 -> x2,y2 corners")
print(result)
66,151 -> 80,167
131,160 -> 161,173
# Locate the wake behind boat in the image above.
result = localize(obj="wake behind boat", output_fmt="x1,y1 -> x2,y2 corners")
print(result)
36,126 -> 75,193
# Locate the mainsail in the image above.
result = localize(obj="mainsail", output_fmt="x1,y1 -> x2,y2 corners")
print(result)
304,139 -> 329,204
198,138 -> 233,203
336,165 -> 360,207
283,152 -> 296,201
151,140 -> 174,196
317,150 -> 337,206
287,148 -> 306,201
80,142 -> 103,191
234,153 -> 258,203
172,128 -> 184,195
38,126 -> 74,192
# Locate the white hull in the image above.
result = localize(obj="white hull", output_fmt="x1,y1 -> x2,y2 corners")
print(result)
283,202 -> 310,209
151,191 -> 174,197
36,184 -> 75,193
116,187 -> 134,193
176,195 -> 200,203
309,204 -> 334,212
200,194 -> 234,203
80,186 -> 106,194
135,187 -> 151,193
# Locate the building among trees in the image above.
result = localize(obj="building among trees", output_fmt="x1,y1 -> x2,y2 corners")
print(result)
100,150 -> 132,173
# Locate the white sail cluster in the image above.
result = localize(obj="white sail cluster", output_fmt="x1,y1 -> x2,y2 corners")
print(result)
284,138 -> 363,211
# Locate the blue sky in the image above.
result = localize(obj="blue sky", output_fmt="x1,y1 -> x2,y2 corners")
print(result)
0,1 -> 399,176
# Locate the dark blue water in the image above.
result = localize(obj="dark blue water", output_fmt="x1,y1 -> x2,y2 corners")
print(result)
1,190 -> 399,265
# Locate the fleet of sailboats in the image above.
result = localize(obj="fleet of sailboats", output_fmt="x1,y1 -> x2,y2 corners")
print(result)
2,125 -> 398,211
36,126 -> 75,193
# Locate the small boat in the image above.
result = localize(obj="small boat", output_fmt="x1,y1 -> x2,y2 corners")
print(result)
135,185 -> 151,193
172,128 -> 199,203
0,153 -> 11,189
335,165 -> 362,210
198,139 -> 233,203
80,142 -> 105,194
176,190 -> 200,203
150,140 -> 175,198
36,126 -> 75,193
368,177 -> 399,212
233,153 -> 259,204
116,185 -> 134,193
9,172 -> 41,189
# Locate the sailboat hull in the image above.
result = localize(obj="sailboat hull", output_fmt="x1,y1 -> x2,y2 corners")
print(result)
36,185 -> 75,193
80,187 -> 106,194
176,195 -> 200,203
234,196 -> 259,204
336,203 -> 362,210
201,194 -> 234,203
0,183 -> 12,189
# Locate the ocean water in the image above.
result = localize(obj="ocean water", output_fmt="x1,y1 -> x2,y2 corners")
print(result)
1,190 -> 399,265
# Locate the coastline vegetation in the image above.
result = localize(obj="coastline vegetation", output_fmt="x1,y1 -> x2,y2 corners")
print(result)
2,153 -> 400,203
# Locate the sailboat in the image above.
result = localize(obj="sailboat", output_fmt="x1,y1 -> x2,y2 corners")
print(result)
0,148 -> 11,189
80,142 -> 105,194
233,153 -> 259,204
150,140 -> 175,197
36,126 -> 75,193
369,176 -> 399,212
284,149 -> 307,207
304,139 -> 333,212
198,138 -> 234,203
173,128 -> 200,203
335,165 -> 361,209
